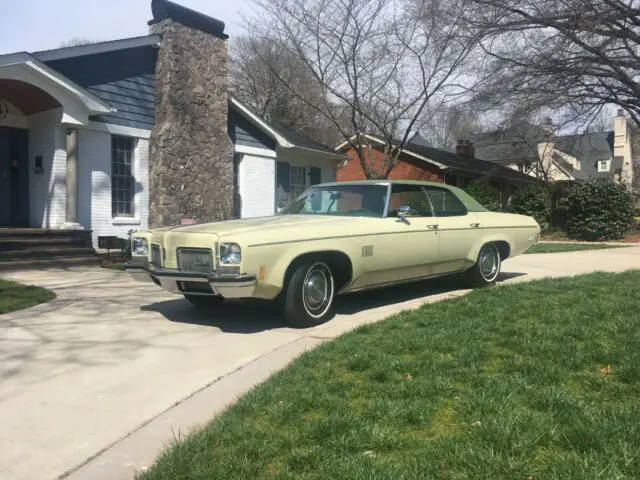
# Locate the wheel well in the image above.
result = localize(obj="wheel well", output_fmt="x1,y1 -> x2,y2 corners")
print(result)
491,241 -> 511,261
284,251 -> 353,291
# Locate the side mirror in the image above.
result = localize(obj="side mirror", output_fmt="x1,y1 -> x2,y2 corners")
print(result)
397,205 -> 412,217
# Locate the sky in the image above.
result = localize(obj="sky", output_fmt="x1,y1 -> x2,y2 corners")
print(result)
0,0 -> 252,54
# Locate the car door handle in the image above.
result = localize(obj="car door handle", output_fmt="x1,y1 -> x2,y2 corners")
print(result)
426,224 -> 439,230
470,223 -> 480,228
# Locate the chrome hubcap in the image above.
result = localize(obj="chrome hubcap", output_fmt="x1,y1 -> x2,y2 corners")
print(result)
479,247 -> 498,280
302,263 -> 334,317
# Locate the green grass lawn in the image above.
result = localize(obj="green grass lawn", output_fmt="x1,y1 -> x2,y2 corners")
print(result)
138,271 -> 640,480
0,279 -> 56,314
526,242 -> 628,254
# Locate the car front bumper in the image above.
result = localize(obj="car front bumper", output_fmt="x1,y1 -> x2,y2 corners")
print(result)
125,262 -> 257,299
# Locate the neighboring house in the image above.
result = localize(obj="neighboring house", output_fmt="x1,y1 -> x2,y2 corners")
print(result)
335,133 -> 538,201
470,110 -> 637,187
0,0 -> 346,246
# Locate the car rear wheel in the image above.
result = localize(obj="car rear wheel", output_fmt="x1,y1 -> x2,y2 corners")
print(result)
281,260 -> 336,328
184,295 -> 224,308
464,243 -> 501,287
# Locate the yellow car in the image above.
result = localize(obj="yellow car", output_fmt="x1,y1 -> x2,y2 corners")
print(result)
126,180 -> 540,327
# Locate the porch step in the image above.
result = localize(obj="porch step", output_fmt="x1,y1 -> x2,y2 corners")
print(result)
0,228 -> 99,271
0,247 -> 98,261
0,228 -> 91,244
0,256 -> 103,272
0,238 -> 89,250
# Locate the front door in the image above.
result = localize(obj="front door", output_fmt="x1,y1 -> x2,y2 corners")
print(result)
0,127 -> 29,227
357,183 -> 441,288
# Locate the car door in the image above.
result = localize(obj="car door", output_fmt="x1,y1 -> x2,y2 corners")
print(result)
424,186 -> 482,274
356,184 -> 440,288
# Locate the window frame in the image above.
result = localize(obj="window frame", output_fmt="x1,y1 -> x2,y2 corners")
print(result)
598,160 -> 609,172
111,135 -> 136,219
386,183 -> 436,218
423,186 -> 469,217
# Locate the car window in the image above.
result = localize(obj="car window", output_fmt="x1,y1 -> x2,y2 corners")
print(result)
279,184 -> 388,217
387,185 -> 433,217
425,188 -> 467,217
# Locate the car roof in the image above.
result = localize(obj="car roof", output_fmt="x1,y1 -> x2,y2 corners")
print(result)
316,179 -> 454,189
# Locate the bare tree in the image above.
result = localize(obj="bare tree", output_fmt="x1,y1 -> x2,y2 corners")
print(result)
58,37 -> 103,48
462,0 -> 640,127
230,35 -> 348,146
418,105 -> 482,149
245,0 -> 481,178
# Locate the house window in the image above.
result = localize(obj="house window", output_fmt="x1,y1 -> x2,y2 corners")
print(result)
598,160 -> 609,172
277,164 -> 323,210
290,166 -> 308,199
444,173 -> 472,188
111,136 -> 135,217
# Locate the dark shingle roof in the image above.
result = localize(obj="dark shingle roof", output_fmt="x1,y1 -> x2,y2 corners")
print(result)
398,139 -> 537,183
554,132 -> 616,179
272,125 -> 343,156
472,126 -> 619,181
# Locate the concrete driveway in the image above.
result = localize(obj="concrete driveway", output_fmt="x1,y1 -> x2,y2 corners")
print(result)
2,245 -> 640,480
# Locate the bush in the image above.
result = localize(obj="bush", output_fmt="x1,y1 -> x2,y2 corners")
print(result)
565,179 -> 634,241
506,185 -> 552,230
464,183 -> 502,211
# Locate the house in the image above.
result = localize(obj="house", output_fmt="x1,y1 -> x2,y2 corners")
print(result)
470,110 -> 637,187
335,133 -> 538,202
0,0 -> 346,249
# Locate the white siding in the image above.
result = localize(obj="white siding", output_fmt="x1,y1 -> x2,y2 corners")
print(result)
239,153 -> 276,218
77,128 -> 150,246
28,109 -> 67,228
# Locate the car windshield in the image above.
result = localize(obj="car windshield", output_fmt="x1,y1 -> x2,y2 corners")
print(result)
279,184 -> 388,217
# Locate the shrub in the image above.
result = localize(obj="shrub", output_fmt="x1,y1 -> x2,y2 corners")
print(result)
565,179 -> 634,240
464,183 -> 502,211
506,185 -> 552,230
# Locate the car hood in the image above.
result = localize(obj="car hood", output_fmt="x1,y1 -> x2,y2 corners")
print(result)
165,215 -> 369,238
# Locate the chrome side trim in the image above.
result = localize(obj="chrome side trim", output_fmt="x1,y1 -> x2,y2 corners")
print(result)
248,225 -> 534,247
342,269 -> 467,294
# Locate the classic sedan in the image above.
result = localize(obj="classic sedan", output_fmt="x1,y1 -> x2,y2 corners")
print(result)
126,180 -> 540,327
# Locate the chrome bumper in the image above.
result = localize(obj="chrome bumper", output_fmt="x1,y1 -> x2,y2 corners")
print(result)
125,263 -> 257,299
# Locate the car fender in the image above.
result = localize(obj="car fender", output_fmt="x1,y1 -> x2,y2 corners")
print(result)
255,242 -> 359,292
466,234 -> 513,264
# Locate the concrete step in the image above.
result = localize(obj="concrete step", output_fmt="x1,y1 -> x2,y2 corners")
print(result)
0,228 -> 92,243
0,238 -> 89,251
0,247 -> 98,261
0,256 -> 103,272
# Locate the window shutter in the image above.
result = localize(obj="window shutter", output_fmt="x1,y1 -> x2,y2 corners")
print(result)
277,161 -> 291,208
310,167 -> 322,185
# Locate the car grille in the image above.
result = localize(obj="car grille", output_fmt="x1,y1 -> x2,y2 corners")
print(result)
151,244 -> 162,267
177,248 -> 214,273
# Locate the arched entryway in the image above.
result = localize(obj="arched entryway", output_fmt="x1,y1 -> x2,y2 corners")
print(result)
0,80 -> 63,227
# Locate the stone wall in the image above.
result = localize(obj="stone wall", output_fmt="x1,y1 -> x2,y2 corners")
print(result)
148,18 -> 234,227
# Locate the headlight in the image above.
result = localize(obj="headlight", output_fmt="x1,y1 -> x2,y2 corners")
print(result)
219,243 -> 241,265
132,237 -> 149,256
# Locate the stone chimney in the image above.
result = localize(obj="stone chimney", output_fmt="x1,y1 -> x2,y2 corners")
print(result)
455,140 -> 475,157
148,0 -> 234,227
614,108 -> 633,186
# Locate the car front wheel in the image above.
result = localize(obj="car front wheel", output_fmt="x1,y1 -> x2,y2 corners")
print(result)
281,260 -> 336,328
464,243 -> 501,287
184,295 -> 224,308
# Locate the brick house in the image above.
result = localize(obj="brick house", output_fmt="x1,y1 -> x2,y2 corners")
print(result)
335,133 -> 537,201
